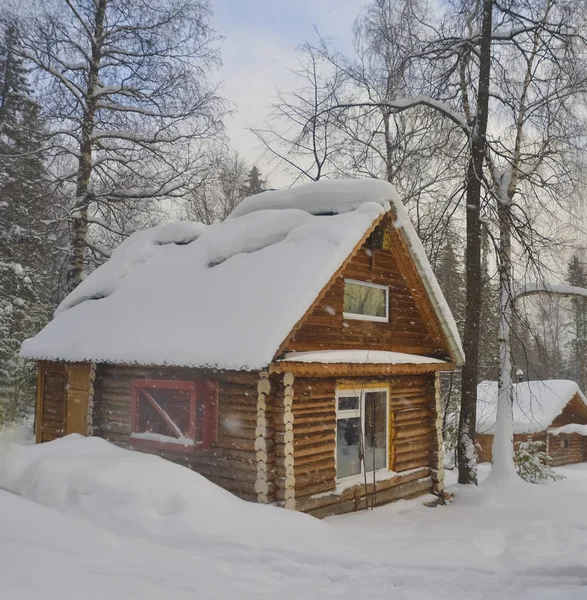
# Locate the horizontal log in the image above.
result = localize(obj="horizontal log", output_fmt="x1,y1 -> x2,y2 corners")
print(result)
274,454 -> 294,469
294,457 -> 335,475
395,457 -> 430,472
307,477 -> 433,518
204,474 -> 256,497
274,430 -> 294,444
393,408 -> 435,422
394,425 -> 433,440
293,451 -> 335,469
294,468 -> 336,488
294,480 -> 336,498
293,441 -> 335,459
294,433 -> 335,449
275,486 -> 296,501
295,467 -> 430,513
193,463 -> 258,484
216,436 -> 256,452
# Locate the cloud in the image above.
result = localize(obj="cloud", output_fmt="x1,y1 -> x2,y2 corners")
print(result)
214,0 -> 366,187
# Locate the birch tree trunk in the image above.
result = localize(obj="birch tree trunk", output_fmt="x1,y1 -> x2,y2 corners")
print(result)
492,196 -> 517,480
67,0 -> 106,292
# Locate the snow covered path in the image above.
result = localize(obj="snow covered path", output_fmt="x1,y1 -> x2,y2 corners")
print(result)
2,436 -> 587,599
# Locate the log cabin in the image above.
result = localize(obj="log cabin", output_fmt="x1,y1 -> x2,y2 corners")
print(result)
22,179 -> 464,517
476,380 -> 587,467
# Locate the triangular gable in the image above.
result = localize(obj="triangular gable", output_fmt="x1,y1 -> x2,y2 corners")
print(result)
275,212 -> 452,361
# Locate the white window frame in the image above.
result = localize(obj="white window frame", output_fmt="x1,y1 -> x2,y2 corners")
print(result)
335,387 -> 389,482
343,279 -> 389,323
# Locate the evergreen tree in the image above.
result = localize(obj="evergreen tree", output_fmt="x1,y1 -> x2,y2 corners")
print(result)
0,22 -> 53,423
241,166 -> 266,197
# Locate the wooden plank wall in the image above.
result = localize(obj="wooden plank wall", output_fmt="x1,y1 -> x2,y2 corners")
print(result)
92,364 -> 260,501
64,363 -> 92,434
39,362 -> 67,442
282,219 -> 447,357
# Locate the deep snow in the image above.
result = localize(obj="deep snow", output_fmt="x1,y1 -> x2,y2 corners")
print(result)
2,432 -> 587,599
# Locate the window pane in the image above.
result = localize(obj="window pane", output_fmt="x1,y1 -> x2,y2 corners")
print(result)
137,388 -> 191,438
195,401 -> 205,443
364,391 -> 387,472
338,395 -> 360,411
337,416 -> 361,478
344,282 -> 387,318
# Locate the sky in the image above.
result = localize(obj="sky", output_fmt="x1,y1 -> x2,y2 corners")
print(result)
213,0 -> 368,187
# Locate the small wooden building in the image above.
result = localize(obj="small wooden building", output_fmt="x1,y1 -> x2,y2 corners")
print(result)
476,380 -> 587,466
23,179 -> 463,517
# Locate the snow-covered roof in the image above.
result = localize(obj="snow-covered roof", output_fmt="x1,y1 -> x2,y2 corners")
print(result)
477,380 -> 587,435
21,179 -> 463,370
280,350 -> 447,365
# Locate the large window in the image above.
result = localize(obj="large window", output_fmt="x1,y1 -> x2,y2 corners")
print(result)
336,388 -> 388,480
343,279 -> 389,322
130,379 -> 218,452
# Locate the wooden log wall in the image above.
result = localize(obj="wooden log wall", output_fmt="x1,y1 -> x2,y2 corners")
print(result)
476,434 -> 493,463
289,377 -> 337,500
547,433 -> 586,466
270,372 -> 297,508
290,373 -> 438,517
93,364 -> 260,502
476,432 -> 550,465
281,216 -> 448,358
296,467 -> 432,518
389,375 -> 437,473
255,371 -> 275,504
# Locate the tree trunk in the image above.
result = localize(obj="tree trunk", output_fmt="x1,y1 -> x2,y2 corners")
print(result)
490,195 -> 517,480
65,0 -> 107,293
457,0 -> 493,485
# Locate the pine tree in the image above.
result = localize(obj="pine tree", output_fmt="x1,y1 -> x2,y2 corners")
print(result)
241,166 -> 266,197
0,23 -> 53,423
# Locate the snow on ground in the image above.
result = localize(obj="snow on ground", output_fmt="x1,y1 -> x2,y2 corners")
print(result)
2,433 -> 587,599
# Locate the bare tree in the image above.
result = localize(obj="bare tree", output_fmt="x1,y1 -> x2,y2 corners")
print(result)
184,150 -> 249,224
9,0 -> 226,292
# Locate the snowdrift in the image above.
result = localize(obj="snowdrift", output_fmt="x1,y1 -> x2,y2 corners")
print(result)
0,434 -> 336,552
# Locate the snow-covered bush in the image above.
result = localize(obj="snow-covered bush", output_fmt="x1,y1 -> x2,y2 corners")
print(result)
514,438 -> 563,483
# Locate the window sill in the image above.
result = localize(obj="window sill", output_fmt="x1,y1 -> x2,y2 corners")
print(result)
129,433 -> 200,454
335,467 -> 392,488
342,313 -> 389,323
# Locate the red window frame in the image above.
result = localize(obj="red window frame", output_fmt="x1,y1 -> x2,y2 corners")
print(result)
129,379 -> 218,453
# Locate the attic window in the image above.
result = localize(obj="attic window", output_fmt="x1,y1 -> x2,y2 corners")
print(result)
129,379 -> 218,452
343,279 -> 389,322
